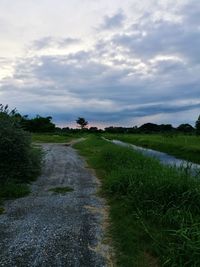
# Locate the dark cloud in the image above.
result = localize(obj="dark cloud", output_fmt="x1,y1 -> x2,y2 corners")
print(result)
1,1 -> 200,126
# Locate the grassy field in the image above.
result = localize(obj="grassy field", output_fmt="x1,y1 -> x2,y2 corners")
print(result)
31,133 -> 77,143
74,136 -> 200,267
104,134 -> 200,164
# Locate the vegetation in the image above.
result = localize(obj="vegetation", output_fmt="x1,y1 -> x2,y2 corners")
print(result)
75,136 -> 200,267
21,115 -> 56,132
104,133 -> 200,164
49,186 -> 74,194
0,104 -> 41,206
32,133 -> 74,143
76,117 -> 88,129
196,115 -> 200,135
31,133 -> 84,143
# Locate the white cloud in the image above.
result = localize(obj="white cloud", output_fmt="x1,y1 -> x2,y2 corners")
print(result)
0,0 -> 199,127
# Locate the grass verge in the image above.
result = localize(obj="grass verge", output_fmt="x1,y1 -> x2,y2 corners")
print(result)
32,133 -> 84,143
74,136 -> 200,267
0,146 -> 42,212
104,134 -> 200,164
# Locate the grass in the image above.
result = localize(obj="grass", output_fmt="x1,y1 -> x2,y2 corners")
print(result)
74,136 -> 200,267
104,133 -> 200,164
0,182 -> 30,213
0,146 -> 42,211
32,133 -> 83,143
49,186 -> 74,194
0,207 -> 5,214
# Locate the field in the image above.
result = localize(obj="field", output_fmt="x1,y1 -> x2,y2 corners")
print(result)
31,133 -> 80,143
104,133 -> 200,164
74,136 -> 200,267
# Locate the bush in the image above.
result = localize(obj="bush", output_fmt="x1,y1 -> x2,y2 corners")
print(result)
0,105 -> 41,184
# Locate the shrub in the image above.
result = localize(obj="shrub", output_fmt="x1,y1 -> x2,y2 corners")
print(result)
0,105 -> 41,184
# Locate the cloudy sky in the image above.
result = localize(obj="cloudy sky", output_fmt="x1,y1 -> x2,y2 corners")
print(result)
0,0 -> 200,127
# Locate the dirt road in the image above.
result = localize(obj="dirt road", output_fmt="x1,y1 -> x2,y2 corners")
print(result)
0,143 -> 112,267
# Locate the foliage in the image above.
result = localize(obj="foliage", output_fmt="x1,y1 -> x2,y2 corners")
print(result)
22,115 -> 56,133
196,115 -> 200,135
75,136 -> 200,267
76,117 -> 88,129
0,104 -> 42,185
177,123 -> 194,133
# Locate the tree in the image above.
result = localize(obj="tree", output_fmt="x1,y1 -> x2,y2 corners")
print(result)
22,115 -> 56,133
177,124 -> 194,133
195,115 -> 200,135
76,117 -> 88,129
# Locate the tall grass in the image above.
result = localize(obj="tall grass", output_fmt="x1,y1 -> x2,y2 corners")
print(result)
75,136 -> 200,266
104,134 -> 200,164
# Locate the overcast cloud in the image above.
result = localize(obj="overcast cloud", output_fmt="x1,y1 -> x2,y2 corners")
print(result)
0,0 -> 199,127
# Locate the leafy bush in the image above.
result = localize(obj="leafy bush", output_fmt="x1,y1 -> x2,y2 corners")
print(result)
0,105 -> 41,184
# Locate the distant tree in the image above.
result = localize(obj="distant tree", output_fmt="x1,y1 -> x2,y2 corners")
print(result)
177,124 -> 194,133
195,115 -> 200,135
159,124 -> 174,132
89,127 -> 98,133
139,123 -> 160,133
76,117 -> 88,129
22,115 -> 56,133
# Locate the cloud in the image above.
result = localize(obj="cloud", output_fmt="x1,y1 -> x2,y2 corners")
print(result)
99,10 -> 126,30
1,0 -> 200,127
32,37 -> 81,50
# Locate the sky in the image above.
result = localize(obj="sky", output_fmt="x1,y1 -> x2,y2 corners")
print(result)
0,0 -> 200,128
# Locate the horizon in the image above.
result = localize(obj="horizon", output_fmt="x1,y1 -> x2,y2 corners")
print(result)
0,0 -> 200,127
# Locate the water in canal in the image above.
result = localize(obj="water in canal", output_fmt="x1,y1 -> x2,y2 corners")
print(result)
105,138 -> 200,176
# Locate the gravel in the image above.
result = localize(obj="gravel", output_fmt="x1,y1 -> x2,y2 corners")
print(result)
0,144 -> 112,267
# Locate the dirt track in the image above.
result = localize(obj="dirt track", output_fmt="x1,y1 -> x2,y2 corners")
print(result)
0,143 -> 112,267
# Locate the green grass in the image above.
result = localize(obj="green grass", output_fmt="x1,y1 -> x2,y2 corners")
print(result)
104,133 -> 200,164
74,136 -> 200,267
31,133 -> 85,143
0,207 -> 5,214
0,146 -> 42,210
0,182 -> 30,211
49,186 -> 74,194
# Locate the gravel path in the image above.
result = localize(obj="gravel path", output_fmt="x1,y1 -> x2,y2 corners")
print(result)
0,143 -> 112,267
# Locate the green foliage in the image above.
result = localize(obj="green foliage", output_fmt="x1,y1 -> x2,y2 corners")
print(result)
0,104 -> 42,185
0,207 -> 4,214
76,117 -> 88,129
75,136 -> 200,267
0,182 -> 30,199
196,115 -> 200,135
22,115 -> 56,133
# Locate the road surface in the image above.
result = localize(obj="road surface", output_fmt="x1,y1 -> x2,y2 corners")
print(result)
0,143 -> 113,267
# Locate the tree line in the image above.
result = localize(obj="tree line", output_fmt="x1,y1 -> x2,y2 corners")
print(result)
1,104 -> 200,134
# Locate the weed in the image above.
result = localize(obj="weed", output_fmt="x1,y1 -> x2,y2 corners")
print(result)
49,186 -> 74,194
0,207 -> 5,214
